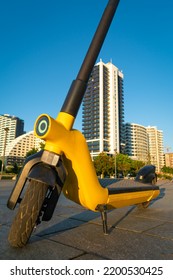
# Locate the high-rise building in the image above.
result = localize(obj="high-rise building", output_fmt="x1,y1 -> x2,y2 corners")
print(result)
125,123 -> 148,163
165,153 -> 173,168
0,114 -> 24,157
125,123 -> 165,172
82,60 -> 124,158
146,126 -> 165,172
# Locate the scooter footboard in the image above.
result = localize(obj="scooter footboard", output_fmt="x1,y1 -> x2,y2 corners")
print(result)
96,181 -> 160,235
106,180 -> 160,209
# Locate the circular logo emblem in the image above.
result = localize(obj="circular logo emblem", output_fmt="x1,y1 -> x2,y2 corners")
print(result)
36,116 -> 49,136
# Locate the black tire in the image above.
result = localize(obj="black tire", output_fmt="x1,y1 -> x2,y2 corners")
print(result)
152,177 -> 157,185
8,179 -> 48,247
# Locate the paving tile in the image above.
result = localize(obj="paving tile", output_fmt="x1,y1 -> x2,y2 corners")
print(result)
1,180 -> 173,260
0,225 -> 84,260
145,222 -> 173,240
115,215 -> 165,233
47,223 -> 173,260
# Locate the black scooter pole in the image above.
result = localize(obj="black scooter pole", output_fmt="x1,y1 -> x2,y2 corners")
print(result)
61,0 -> 120,118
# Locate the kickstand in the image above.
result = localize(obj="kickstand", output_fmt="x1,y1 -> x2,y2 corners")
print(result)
101,210 -> 108,235
96,204 -> 108,234
97,205 -> 108,235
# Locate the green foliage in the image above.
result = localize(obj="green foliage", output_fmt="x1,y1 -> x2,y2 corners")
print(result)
129,159 -> 145,176
116,153 -> 132,176
6,162 -> 21,174
26,144 -> 45,158
161,165 -> 173,174
40,142 -> 45,150
5,165 -> 13,173
158,173 -> 172,180
93,152 -> 114,177
12,162 -> 19,174
93,152 -> 145,178
26,148 -> 38,158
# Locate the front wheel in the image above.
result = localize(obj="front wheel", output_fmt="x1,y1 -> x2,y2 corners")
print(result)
8,179 -> 48,247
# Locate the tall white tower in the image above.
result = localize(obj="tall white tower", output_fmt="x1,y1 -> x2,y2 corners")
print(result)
0,114 -> 24,157
146,126 -> 165,172
82,60 -> 124,158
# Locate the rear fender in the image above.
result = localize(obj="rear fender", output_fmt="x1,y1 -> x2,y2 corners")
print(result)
135,165 -> 157,184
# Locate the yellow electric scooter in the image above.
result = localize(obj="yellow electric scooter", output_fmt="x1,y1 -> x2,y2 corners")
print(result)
7,0 -> 160,247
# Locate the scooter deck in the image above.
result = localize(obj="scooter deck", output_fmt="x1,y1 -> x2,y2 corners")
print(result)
96,179 -> 160,234
99,179 -> 159,210
99,178 -> 158,189
107,179 -> 159,193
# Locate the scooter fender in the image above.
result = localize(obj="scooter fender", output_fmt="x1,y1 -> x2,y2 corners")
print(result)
28,161 -> 66,221
7,151 -> 44,210
7,150 -> 66,210
135,165 -> 157,184
28,163 -> 59,186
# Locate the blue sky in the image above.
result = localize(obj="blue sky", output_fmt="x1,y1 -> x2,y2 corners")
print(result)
0,0 -> 173,151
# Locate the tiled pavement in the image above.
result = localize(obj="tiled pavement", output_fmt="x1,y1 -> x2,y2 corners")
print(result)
0,179 -> 173,260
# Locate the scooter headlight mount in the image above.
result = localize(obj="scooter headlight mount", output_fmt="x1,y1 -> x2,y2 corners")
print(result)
34,114 -> 63,166
35,115 -> 50,137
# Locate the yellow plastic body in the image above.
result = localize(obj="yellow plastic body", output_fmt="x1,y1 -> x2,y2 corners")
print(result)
107,189 -> 159,210
34,112 -> 160,211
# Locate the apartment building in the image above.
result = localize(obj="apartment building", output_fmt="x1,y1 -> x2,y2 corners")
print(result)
146,126 -> 165,172
165,153 -> 173,168
82,60 -> 125,158
125,123 -> 148,163
0,114 -> 24,157
5,131 -> 44,166
125,123 -> 164,172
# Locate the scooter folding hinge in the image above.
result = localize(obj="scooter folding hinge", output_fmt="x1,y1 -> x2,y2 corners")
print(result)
96,204 -> 108,235
41,150 -> 60,166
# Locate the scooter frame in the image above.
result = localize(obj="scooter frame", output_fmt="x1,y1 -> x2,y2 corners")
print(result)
7,0 -> 160,234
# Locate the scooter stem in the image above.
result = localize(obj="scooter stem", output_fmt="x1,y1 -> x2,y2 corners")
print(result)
60,0 -> 120,121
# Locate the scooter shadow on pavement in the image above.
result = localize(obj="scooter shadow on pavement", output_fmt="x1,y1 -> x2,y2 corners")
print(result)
33,210 -> 102,238
26,182 -> 167,245
147,185 -> 166,206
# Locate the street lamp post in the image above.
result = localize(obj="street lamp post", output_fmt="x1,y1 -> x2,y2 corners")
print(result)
114,144 -> 125,179
0,127 -> 9,179
114,149 -> 117,179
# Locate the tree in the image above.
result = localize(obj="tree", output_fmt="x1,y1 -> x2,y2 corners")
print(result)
12,162 -> 19,174
5,162 -> 20,174
161,165 -> 173,174
116,153 -> 132,176
93,152 -> 145,178
26,148 -> 38,158
25,143 -> 45,159
93,153 -> 114,178
40,142 -> 45,150
130,159 -> 145,176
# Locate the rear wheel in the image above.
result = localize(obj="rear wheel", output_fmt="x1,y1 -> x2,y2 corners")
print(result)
137,201 -> 150,209
141,201 -> 150,208
152,177 -> 157,185
8,179 -> 48,247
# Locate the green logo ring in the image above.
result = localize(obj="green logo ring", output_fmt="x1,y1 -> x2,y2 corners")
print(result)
36,116 -> 49,136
